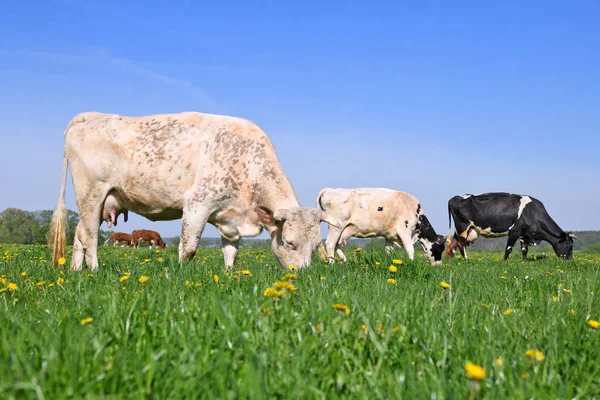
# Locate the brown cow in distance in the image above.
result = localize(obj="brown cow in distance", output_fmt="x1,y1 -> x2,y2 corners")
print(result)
104,232 -> 133,247
131,230 -> 166,249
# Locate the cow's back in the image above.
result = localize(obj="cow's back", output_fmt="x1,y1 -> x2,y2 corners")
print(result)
319,188 -> 418,229
63,112 -> 286,219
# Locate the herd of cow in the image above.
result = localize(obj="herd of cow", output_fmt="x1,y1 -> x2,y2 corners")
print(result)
104,230 -> 167,249
47,111 -> 575,271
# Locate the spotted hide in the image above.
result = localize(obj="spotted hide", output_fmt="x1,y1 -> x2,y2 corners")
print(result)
47,111 -> 339,270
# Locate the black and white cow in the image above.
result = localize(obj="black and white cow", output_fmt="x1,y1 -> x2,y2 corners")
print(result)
446,193 -> 576,261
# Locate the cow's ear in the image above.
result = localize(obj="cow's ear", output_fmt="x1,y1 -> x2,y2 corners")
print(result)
256,206 -> 276,227
319,211 -> 341,229
568,232 -> 578,240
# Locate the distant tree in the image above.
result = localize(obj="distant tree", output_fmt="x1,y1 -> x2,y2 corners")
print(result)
0,208 -> 109,246
0,208 -> 35,244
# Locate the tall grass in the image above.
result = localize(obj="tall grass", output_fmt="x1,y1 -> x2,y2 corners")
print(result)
1,244 -> 599,398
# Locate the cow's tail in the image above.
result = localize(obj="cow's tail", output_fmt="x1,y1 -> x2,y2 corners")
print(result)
316,188 -> 328,211
47,152 -> 69,267
447,201 -> 453,243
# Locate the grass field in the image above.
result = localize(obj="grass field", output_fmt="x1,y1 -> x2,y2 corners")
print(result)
1,244 -> 599,399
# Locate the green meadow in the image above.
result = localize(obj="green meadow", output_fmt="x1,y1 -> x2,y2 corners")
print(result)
1,244 -> 599,399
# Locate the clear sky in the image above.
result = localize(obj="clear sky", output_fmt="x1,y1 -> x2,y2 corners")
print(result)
1,0 -> 599,238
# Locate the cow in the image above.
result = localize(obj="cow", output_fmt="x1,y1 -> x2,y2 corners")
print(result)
132,229 -> 166,249
317,188 -> 446,266
47,111 -> 339,271
104,232 -> 133,247
446,193 -> 576,261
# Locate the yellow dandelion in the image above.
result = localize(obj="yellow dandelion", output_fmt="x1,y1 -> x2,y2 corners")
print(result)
57,257 -> 66,266
263,308 -> 271,315
500,276 -> 507,279
0,288 -> 7,294
375,262 -> 380,266
440,281 -> 451,290
563,289 -> 571,294
213,274 -> 219,283
552,296 -> 558,302
20,271 -> 27,277
80,317 -> 94,326
481,303 -> 489,308
119,275 -> 130,283
525,349 -> 545,362
274,281 -> 296,292
465,362 -> 486,380
13,298 -> 18,303
36,281 -> 46,287
333,303 -> 350,315
48,283 -> 54,287
241,270 -> 252,276
288,265 -> 297,271
185,280 -> 192,288
263,288 -> 284,298
522,372 -> 529,379
7,283 -> 18,291
0,277 -> 5,285
361,324 -> 368,333
503,308 -> 513,316
157,257 -> 164,263
389,265 -> 398,273
495,357 -> 503,368
569,309 -> 575,315
587,320 -> 600,329
57,278 -> 65,285
320,276 -> 326,281
355,248 -> 362,253
392,327 -> 400,334
139,276 -> 149,283
282,273 -> 297,281
392,259 -> 403,265
387,278 -> 397,285
155,249 -> 160,254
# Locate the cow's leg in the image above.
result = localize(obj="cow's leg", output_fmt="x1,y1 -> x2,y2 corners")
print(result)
521,240 -> 528,262
336,226 -> 357,263
221,237 -> 239,268
71,212 -> 102,271
70,185 -> 108,271
179,197 -> 210,263
397,231 -> 415,261
503,234 -> 519,261
324,225 -> 344,264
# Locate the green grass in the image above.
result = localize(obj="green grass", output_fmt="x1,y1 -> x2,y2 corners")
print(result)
1,244 -> 599,399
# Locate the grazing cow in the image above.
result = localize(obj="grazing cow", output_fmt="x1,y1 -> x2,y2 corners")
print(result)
105,232 -> 133,247
132,229 -> 166,249
446,193 -> 576,261
317,188 -> 446,265
48,111 -> 338,271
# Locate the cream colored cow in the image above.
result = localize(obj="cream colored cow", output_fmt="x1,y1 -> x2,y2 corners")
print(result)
48,111 -> 338,271
317,188 -> 446,265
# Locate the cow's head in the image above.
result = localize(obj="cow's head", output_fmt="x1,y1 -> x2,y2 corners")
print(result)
420,234 -> 447,266
416,214 -> 446,265
256,206 -> 338,268
554,232 -> 575,260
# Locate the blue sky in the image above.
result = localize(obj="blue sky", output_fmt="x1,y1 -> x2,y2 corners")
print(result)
1,0 -> 599,238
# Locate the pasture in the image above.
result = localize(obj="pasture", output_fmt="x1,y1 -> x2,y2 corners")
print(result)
1,244 -> 599,399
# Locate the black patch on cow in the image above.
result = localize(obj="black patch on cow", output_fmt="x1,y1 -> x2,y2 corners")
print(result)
377,206 -> 383,211
404,220 -> 408,228
416,203 -> 421,215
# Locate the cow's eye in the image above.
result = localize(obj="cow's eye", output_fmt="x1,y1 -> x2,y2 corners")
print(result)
283,239 -> 296,250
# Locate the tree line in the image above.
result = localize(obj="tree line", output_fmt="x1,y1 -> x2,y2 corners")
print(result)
0,208 -> 110,245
